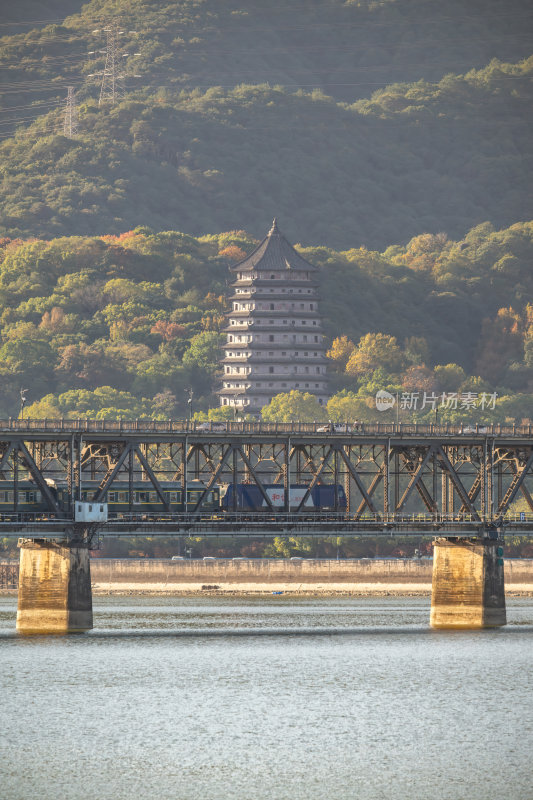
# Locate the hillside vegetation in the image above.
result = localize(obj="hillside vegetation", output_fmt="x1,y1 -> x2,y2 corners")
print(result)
0,1 -> 532,423
0,1 -> 532,247
0,220 -> 532,423
3,0 -> 531,103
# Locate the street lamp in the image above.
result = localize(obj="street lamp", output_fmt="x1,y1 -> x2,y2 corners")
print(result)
185,387 -> 193,424
19,388 -> 28,420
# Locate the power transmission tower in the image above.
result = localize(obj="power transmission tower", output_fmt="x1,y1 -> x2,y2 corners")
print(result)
99,22 -> 126,105
63,86 -> 79,138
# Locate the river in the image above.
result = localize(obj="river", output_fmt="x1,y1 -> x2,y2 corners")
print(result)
1,595 -> 532,800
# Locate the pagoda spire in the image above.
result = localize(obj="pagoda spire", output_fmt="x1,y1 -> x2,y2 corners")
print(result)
268,217 -> 279,235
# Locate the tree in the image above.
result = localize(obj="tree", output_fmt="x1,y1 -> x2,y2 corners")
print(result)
24,386 -> 152,420
404,336 -> 430,366
150,320 -> 187,341
182,331 -> 224,372
433,363 -> 467,392
39,307 -> 76,334
326,391 -> 370,422
219,245 -> 247,262
151,390 -> 178,418
261,391 -> 328,422
345,333 -> 404,378
475,307 -> 523,384
326,335 -> 356,372
402,365 -> 437,394
55,343 -> 126,388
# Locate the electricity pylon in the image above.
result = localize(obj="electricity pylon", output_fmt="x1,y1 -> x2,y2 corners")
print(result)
63,86 -> 78,138
99,22 -> 126,105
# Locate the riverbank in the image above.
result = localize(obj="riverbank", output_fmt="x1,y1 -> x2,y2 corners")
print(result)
89,556 -> 533,596
3,557 -> 532,597
89,582 -> 533,597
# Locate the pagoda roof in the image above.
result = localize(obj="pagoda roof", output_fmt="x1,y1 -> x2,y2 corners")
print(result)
230,219 -> 317,273
229,289 -> 318,300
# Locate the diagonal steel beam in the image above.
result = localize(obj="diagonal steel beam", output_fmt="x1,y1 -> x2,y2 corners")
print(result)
498,450 -> 533,513
18,441 -> 61,512
338,446 -> 377,513
496,460 -> 533,513
272,445 -> 296,484
459,473 -> 481,513
197,444 -> 215,475
295,445 -> 334,512
400,452 -> 437,512
297,445 -> 319,478
94,444 -> 132,502
172,443 -> 197,481
516,469 -> 533,512
396,446 -> 435,512
0,441 -> 16,479
355,470 -> 383,518
237,446 -> 275,512
435,445 -> 480,520
191,444 -> 236,512
461,450 -> 519,513
132,445 -> 170,512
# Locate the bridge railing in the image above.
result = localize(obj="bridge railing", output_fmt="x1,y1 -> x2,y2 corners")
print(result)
1,511 -> 532,525
0,419 -> 531,437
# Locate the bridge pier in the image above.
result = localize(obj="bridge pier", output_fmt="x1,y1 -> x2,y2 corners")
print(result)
16,539 -> 93,634
430,538 -> 506,628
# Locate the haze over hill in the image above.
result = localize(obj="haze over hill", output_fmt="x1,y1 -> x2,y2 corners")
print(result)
0,1 -> 532,426
0,1 -> 532,247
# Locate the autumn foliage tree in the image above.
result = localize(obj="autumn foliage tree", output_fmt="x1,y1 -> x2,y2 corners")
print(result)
219,245 -> 248,262
326,335 -> 356,372
150,320 -> 187,341
402,365 -> 437,394
345,333 -> 404,378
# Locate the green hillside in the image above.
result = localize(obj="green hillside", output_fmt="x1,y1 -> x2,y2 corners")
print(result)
3,0 -> 532,104
1,220 -> 532,423
0,1 -> 532,248
1,57 -> 532,249
0,1 -> 532,424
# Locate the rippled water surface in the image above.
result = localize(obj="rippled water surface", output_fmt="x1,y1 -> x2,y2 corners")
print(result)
1,595 -> 532,800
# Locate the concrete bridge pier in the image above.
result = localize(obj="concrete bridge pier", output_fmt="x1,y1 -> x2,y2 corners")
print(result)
430,538 -> 506,628
16,539 -> 93,634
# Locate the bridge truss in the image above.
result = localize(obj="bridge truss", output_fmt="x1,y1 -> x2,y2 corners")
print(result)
1,421 -> 533,539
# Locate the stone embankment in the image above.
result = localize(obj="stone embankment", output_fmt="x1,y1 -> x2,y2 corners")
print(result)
87,557 -> 533,596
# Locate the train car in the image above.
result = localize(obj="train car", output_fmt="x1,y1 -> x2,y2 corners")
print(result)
311,484 -> 347,511
221,483 -> 347,511
0,481 -> 47,514
221,484 -> 265,511
79,481 -> 219,515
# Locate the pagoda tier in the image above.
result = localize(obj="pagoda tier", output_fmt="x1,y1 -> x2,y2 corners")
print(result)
217,220 -> 329,415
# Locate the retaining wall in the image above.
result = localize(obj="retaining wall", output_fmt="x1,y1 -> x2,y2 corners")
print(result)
88,558 -> 533,586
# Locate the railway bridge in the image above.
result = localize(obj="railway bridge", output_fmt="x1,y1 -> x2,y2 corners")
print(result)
2,418 -> 532,633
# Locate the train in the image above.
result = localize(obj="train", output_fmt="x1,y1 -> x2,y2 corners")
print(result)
221,483 -> 347,511
0,480 -> 346,515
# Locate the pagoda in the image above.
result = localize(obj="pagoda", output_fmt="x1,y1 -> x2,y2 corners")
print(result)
218,219 -> 329,415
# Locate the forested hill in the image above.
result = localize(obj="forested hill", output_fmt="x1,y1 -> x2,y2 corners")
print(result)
1,220 -> 533,424
0,1 -> 532,248
1,58 -> 532,249
2,0 -> 532,103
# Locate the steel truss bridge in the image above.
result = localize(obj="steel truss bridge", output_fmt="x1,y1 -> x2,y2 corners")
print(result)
1,419 -> 533,541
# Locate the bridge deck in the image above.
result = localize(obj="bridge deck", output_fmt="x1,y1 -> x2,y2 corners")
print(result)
1,420 -> 532,541
0,419 -> 532,439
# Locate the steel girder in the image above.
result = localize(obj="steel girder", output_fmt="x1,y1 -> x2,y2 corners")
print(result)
0,431 -> 532,526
